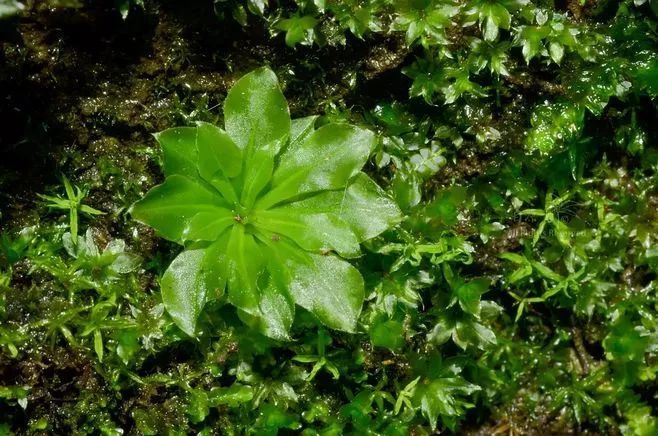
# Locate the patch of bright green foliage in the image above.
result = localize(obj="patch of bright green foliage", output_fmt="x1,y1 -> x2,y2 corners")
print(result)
0,0 -> 658,434
0,0 -> 23,19
131,67 -> 401,339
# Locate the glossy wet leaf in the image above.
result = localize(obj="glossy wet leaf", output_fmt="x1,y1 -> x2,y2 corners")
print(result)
156,127 -> 199,179
225,225 -> 264,314
271,172 -> 402,241
239,278 -> 295,341
287,253 -> 365,332
160,249 -> 209,336
224,66 -> 290,152
289,115 -> 318,145
260,210 -> 360,257
275,14 -> 318,47
456,278 -> 489,317
195,122 -> 242,179
131,175 -> 228,242
183,210 -> 234,242
269,123 -> 376,200
209,384 -> 254,407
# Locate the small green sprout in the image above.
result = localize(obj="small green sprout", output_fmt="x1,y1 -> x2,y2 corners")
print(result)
39,175 -> 104,245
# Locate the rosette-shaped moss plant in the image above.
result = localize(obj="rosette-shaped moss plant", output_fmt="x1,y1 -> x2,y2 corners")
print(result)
131,67 -> 402,339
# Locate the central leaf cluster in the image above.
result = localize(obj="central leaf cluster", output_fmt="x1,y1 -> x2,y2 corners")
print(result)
132,67 -> 401,339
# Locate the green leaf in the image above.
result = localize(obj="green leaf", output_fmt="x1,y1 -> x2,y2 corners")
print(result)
518,208 -> 546,216
161,248 -> 209,336
187,389 -> 209,424
553,219 -> 571,247
456,278 -> 489,316
603,318 -> 648,363
201,234 -> 230,300
116,329 -> 140,364
508,264 -> 533,283
94,329 -> 103,361
516,25 -> 550,63
484,16 -> 499,41
531,261 -> 563,282
131,175 -> 228,243
391,171 -> 422,210
471,1 -> 513,42
255,209 -> 360,258
254,404 -> 301,432
489,3 -> 511,29
414,377 -> 480,430
132,409 -> 158,435
115,0 -> 143,19
195,122 -> 242,180
370,318 -> 405,349
526,102 -> 585,154
240,147 -> 275,209
183,210 -> 235,242
287,254 -> 364,332
336,173 -> 403,240
236,242 -> 295,340
275,14 -> 318,47
455,319 -> 497,350
225,225 -> 265,314
549,41 -> 564,64
275,173 -> 402,242
155,127 -> 199,179
224,67 -> 291,152
290,116 -> 318,146
498,252 -> 528,264
209,384 -> 254,407
256,279 -> 295,340
394,0 -> 458,47
267,123 -> 376,203
410,145 -> 446,176
0,1 -> 24,19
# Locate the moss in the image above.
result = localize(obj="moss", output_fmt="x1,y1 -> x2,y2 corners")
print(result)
1,0 -> 657,433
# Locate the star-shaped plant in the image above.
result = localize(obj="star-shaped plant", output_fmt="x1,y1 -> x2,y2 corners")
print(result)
131,67 -> 402,339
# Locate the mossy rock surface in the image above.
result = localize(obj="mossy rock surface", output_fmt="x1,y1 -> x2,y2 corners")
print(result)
0,0 -> 657,433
